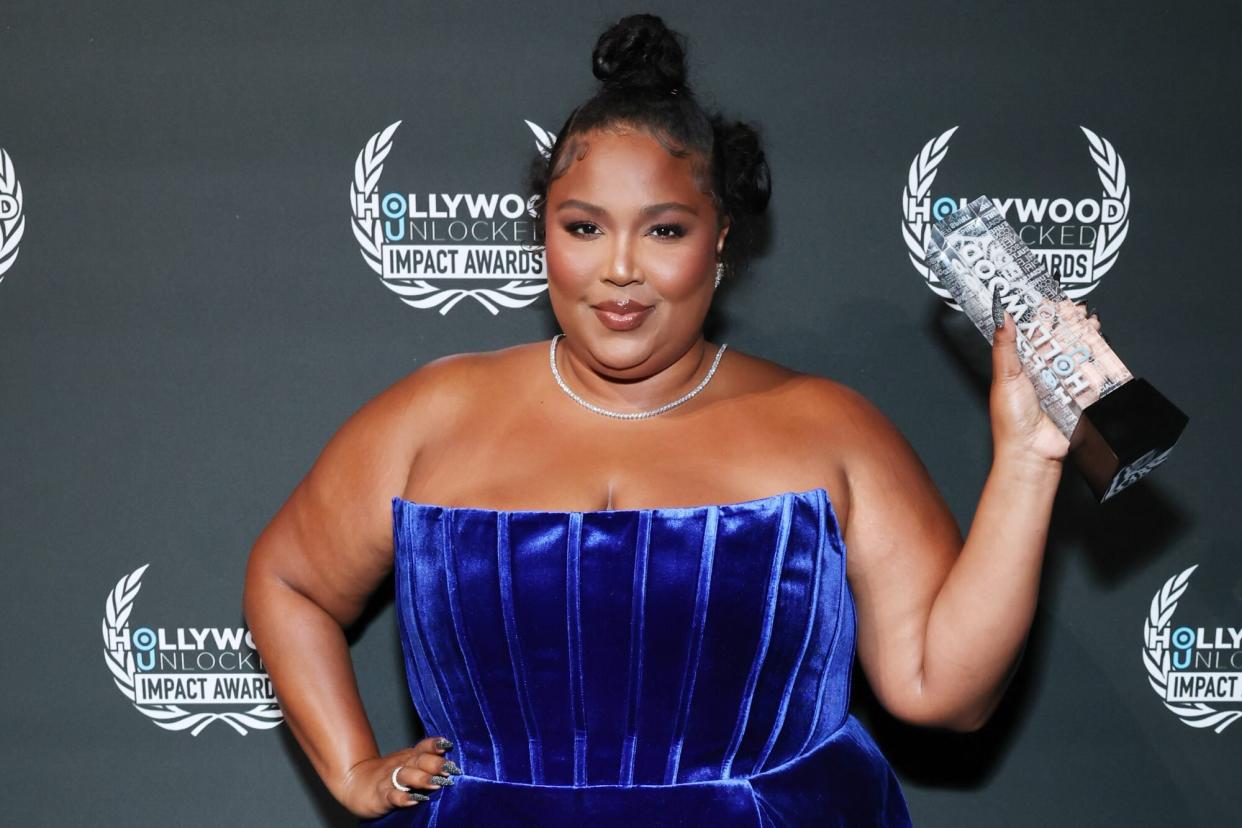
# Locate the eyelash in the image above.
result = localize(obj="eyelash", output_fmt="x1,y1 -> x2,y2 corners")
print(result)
565,222 -> 686,239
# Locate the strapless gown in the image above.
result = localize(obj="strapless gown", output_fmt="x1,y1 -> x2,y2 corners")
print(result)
361,487 -> 913,826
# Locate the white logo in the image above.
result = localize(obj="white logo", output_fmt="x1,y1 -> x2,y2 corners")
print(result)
102,564 -> 283,736
0,147 -> 24,284
903,126 -> 1130,309
350,120 -> 555,314
1143,564 -> 1242,733
1103,445 -> 1176,501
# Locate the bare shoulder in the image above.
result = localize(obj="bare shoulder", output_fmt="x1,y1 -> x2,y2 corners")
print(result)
783,368 -> 928,511
292,341 -> 532,511
383,340 -> 539,450
721,346 -> 894,449
720,348 -> 920,525
791,369 -> 906,453
244,342 -> 535,628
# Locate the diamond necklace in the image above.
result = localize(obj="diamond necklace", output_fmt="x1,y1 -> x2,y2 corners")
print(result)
548,333 -> 728,420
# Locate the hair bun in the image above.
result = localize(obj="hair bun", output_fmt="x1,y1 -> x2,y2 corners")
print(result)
712,116 -> 772,217
592,14 -> 688,94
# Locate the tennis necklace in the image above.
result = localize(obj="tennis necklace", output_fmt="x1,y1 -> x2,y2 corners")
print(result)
548,333 -> 728,420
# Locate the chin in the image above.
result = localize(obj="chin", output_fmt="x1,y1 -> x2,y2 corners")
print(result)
581,336 -> 656,369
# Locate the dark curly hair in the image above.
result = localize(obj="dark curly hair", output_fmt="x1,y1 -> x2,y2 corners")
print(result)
524,13 -> 771,283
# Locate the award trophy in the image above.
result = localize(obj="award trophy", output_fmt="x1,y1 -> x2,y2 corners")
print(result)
924,196 -> 1188,502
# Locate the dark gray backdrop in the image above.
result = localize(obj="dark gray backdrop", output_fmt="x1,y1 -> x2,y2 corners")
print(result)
1,1 -> 1238,825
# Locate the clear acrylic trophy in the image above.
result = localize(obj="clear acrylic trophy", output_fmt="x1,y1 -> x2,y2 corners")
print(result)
925,196 -> 1188,502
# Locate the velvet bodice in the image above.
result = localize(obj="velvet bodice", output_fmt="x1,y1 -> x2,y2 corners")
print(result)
361,487 -> 912,826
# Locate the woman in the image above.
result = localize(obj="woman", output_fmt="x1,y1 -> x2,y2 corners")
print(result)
244,14 -> 1096,826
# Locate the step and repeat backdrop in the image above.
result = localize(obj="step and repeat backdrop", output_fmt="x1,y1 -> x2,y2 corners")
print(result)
1,1 -> 1237,825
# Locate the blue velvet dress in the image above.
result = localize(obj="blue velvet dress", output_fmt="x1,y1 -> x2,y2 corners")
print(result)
362,487 -> 913,826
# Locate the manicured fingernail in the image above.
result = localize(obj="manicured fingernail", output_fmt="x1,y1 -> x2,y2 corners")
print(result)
991,289 -> 1005,329
442,759 -> 463,775
435,737 -> 454,751
409,791 -> 431,802
430,774 -> 454,787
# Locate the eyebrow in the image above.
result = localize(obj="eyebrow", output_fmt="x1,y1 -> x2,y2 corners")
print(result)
555,199 -> 699,217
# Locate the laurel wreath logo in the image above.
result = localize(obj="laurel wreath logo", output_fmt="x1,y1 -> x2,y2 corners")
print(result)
1080,125 -> 1130,285
523,119 -> 556,161
1142,564 -> 1241,734
0,147 -> 25,284
101,564 -> 284,736
350,120 -> 555,315
901,125 -> 958,295
902,126 -> 1130,308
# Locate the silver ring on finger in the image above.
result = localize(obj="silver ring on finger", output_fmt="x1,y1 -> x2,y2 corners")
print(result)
391,764 -> 412,792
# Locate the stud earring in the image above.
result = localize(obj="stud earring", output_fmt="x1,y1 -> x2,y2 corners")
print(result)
714,261 -> 724,289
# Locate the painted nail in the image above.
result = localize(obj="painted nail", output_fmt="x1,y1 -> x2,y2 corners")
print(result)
442,759 -> 463,775
408,791 -> 431,802
435,737 -> 454,751
991,289 -> 1005,330
430,774 -> 454,787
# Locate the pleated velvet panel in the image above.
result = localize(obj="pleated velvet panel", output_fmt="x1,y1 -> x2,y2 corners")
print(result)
360,487 -> 912,827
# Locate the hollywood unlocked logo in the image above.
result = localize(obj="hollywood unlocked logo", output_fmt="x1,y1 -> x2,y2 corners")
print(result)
1144,564 -> 1242,734
350,120 -> 557,315
102,564 -> 283,736
903,125 -> 1130,308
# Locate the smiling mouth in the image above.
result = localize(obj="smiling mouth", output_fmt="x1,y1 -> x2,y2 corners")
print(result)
592,304 -> 654,330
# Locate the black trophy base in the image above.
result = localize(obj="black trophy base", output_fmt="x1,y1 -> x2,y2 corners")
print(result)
1068,377 -> 1190,502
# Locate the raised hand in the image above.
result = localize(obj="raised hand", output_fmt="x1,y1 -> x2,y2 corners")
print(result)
989,296 -> 1101,467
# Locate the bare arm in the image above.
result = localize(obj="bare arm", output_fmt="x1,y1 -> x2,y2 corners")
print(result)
830,320 -> 1066,732
242,357 -> 459,813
